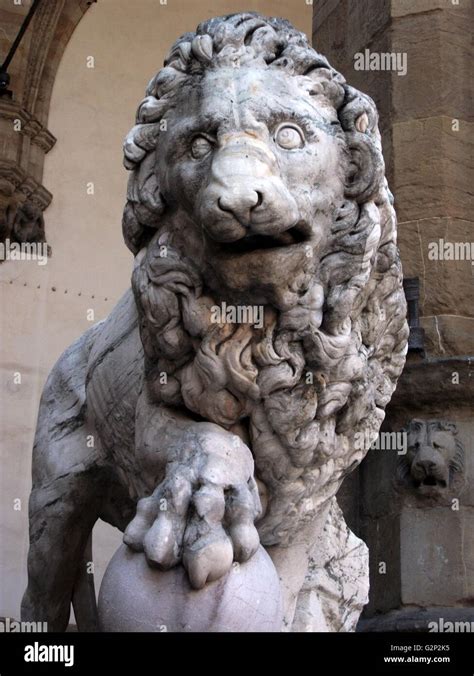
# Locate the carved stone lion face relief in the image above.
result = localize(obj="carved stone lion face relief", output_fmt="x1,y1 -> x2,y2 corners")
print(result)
122,13 -> 409,544
397,419 -> 465,498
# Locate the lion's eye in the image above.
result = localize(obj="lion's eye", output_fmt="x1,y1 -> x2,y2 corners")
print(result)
275,124 -> 304,150
191,135 -> 213,159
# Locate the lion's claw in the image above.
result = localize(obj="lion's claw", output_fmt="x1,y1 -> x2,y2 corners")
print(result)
123,437 -> 262,588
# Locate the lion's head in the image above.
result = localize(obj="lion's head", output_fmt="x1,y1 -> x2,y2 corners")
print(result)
123,13 -> 409,544
397,419 -> 465,498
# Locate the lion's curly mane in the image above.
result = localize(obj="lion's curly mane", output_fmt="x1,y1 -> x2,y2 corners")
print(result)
122,13 -> 408,544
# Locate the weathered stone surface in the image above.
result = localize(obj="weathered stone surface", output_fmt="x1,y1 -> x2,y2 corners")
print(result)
393,118 -> 473,223
312,0 -> 348,30
422,316 -> 474,358
336,469 -> 361,535
360,447 -> 400,518
392,7 -> 472,121
292,499 -> 369,632
398,217 -> 474,320
391,0 -> 451,18
312,0 -> 391,69
400,506 -> 474,606
361,514 -> 401,616
98,544 -> 283,632
22,12 -> 408,632
388,356 -> 474,414
459,422 -> 474,507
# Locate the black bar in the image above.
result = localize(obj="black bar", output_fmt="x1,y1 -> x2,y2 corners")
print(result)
0,631 -> 473,675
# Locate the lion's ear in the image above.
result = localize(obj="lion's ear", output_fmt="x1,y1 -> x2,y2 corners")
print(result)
122,152 -> 166,254
344,131 -> 385,204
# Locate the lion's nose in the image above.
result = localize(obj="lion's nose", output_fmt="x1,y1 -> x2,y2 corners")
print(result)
217,189 -> 263,224
413,458 -> 437,476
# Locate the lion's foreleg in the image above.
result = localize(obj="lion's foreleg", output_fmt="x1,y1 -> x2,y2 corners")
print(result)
122,390 -> 262,588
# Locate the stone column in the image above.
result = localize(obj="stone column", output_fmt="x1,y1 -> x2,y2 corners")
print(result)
0,0 -> 92,248
313,0 -> 474,629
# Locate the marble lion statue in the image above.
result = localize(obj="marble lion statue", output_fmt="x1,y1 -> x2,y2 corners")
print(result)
22,13 -> 408,632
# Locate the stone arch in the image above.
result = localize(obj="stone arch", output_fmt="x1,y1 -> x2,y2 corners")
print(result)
0,0 -> 93,243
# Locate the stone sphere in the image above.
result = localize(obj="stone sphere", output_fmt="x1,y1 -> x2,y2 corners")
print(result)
98,544 -> 283,632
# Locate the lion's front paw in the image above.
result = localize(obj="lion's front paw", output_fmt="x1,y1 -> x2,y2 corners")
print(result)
123,438 -> 262,588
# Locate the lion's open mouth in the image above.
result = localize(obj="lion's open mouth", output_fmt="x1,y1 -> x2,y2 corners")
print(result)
414,476 -> 447,489
213,224 -> 310,254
